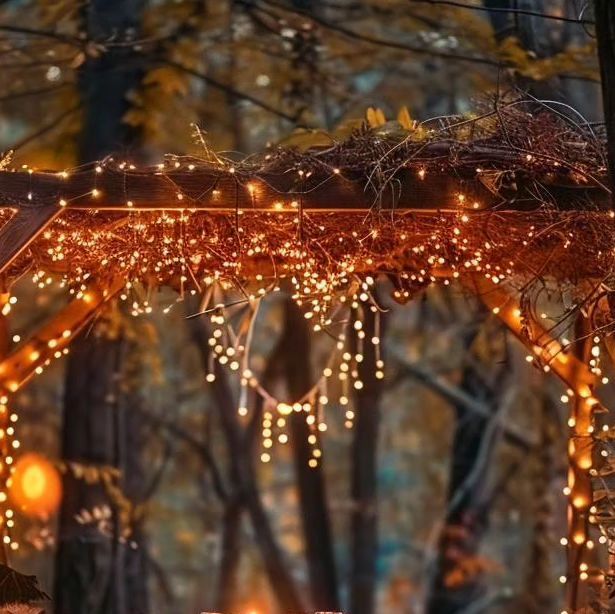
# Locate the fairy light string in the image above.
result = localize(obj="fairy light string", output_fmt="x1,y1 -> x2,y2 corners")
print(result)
0,293 -> 18,556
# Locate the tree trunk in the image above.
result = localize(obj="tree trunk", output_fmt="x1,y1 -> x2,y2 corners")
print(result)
214,497 -> 243,612
54,1 -> 147,612
595,0 -> 615,198
426,329 -> 496,614
116,346 -> 151,614
485,0 -> 565,100
187,308 -> 305,613
280,299 -> 339,611
522,395 -> 558,613
54,326 -> 120,613
483,0 -> 512,40
425,359 -> 492,614
350,308 -> 385,614
78,0 -> 145,162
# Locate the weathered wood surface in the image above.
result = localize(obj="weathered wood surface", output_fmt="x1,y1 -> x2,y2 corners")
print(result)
0,162 -> 608,212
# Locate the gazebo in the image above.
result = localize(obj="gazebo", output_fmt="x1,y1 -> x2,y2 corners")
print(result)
0,102 -> 612,613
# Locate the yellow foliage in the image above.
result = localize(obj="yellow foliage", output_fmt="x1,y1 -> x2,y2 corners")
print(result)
366,106 -> 387,128
175,529 -> 198,547
444,553 -> 503,588
331,118 -> 367,140
498,37 -> 599,82
397,106 -> 414,130
143,66 -> 190,97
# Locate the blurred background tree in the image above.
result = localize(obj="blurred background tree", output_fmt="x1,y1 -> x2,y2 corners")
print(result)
0,1 -> 606,613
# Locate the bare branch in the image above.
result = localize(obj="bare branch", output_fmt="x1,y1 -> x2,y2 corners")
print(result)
0,24 -> 81,46
0,82 -> 68,102
409,0 -> 595,26
392,356 -> 535,450
161,59 -> 306,124
135,407 -> 229,503
254,0 -> 503,67
9,103 -> 80,150
141,437 -> 174,503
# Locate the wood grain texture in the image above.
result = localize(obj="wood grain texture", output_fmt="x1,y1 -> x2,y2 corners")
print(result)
0,162 -> 608,213
0,205 -> 60,273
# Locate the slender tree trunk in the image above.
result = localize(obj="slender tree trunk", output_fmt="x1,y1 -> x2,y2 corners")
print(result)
425,363 -> 492,613
55,326 -> 124,614
225,1 -> 247,153
214,497 -> 243,611
350,308 -> 385,614
483,0 -> 512,39
280,299 -> 339,611
188,308 -> 305,613
55,1 -> 147,612
485,0 -> 565,99
425,316 -> 502,614
78,0 -> 145,161
522,395 -> 558,613
117,345 -> 151,614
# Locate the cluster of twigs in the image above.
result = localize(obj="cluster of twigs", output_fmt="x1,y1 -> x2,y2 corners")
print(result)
245,98 -> 609,201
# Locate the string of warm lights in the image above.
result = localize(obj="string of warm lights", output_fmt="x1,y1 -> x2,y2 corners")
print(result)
193,279 -> 385,467
0,293 -> 18,557
0,394 -> 19,556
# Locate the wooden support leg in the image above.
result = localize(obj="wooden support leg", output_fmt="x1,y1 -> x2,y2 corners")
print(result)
0,278 -> 124,393
460,275 -> 599,614
0,205 -> 60,274
0,279 -> 124,558
0,293 -> 9,564
460,275 -> 596,392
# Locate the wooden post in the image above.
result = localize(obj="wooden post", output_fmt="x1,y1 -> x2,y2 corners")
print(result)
0,292 -> 9,565
566,315 -> 595,612
462,276 -> 599,612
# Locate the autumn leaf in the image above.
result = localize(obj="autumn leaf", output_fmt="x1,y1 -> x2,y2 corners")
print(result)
397,106 -> 414,130
366,106 -> 386,128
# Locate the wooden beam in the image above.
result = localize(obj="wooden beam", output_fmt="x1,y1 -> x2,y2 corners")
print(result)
0,278 -> 124,393
566,316 -> 594,612
461,275 -> 596,393
0,160 -> 607,213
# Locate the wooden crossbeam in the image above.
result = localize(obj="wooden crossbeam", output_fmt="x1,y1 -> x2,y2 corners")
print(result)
0,278 -> 124,393
0,164 -> 606,212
